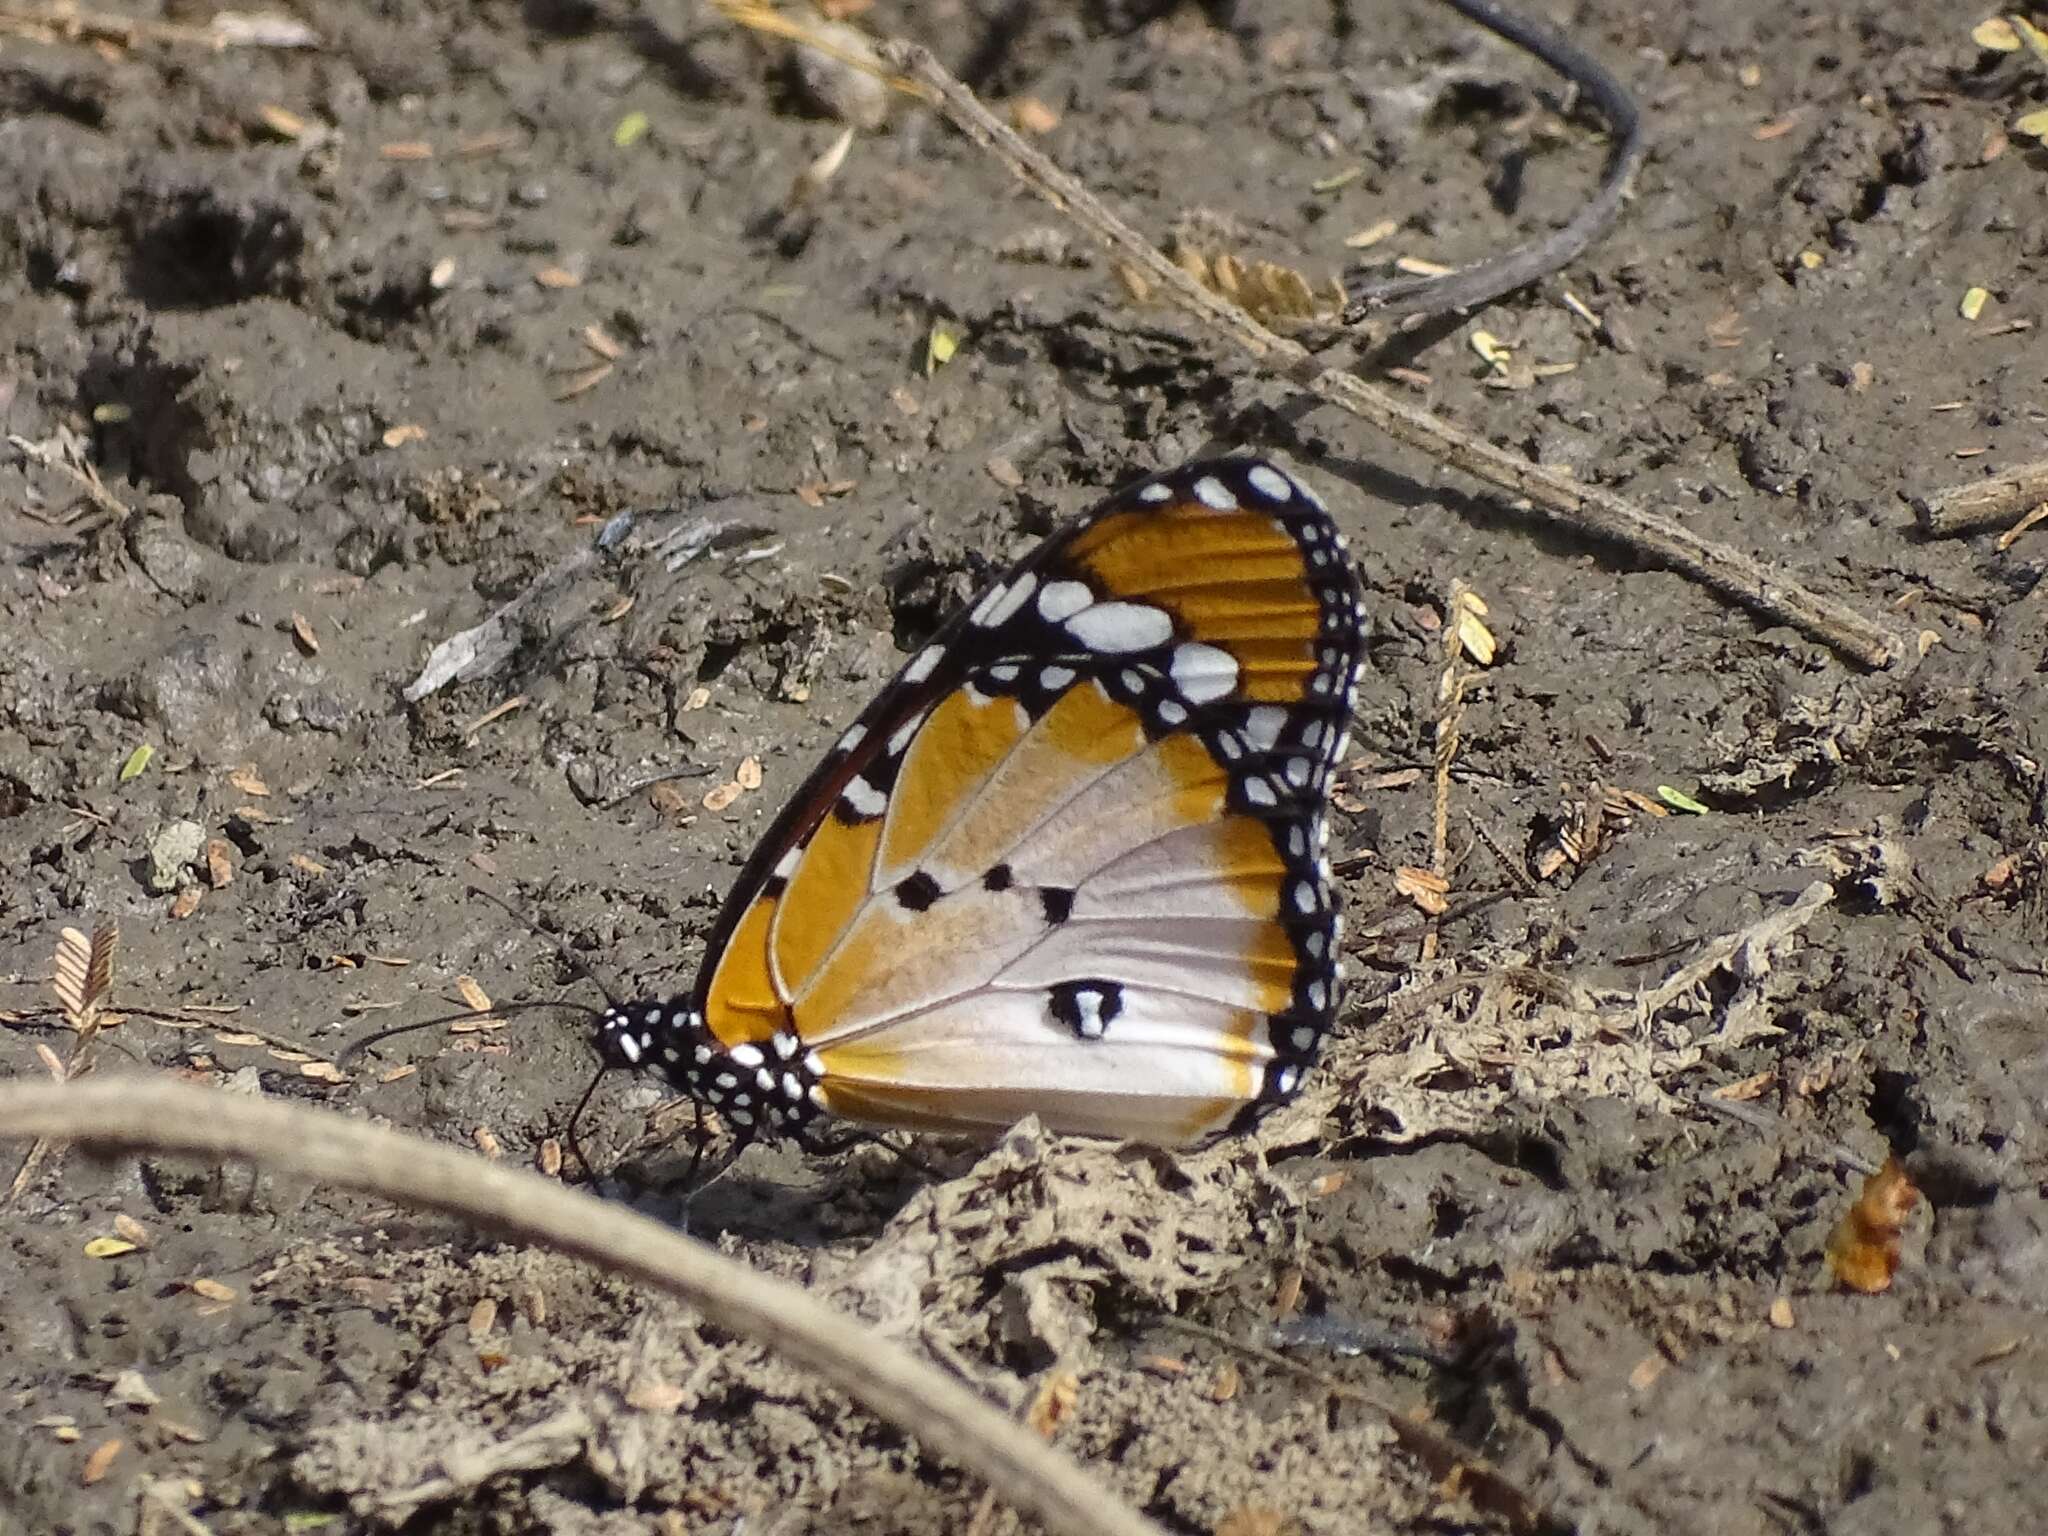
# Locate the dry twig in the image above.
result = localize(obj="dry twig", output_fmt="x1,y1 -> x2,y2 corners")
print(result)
876,41 -> 1903,670
1913,458 -> 2048,538
0,1078 -> 1170,1536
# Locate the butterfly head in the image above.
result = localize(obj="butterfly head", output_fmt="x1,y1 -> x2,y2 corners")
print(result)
593,996 -> 828,1141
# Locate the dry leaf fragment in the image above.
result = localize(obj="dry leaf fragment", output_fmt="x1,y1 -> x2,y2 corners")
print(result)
985,456 -> 1023,488
1628,1352 -> 1668,1391
1825,1155 -> 1921,1294
1025,1371 -> 1078,1436
204,838 -> 234,888
469,1298 -> 499,1338
1393,865 -> 1451,914
736,756 -> 764,791
289,853 -> 328,877
1210,1361 -> 1241,1402
534,264 -> 582,290
624,1377 -> 687,1412
168,886 -> 204,920
1974,15 -> 2021,49
1272,1267 -> 1303,1318
80,1438 -> 123,1485
1712,1070 -> 1775,1101
538,1139 -> 563,1177
1344,218 -> 1399,249
382,423 -> 426,448
552,363 -> 613,400
84,1237 -> 139,1259
53,923 -> 117,1026
189,1278 -> 236,1303
473,1127 -> 503,1160
227,765 -> 270,796
1010,96 -> 1060,135
790,125 -> 855,207
113,1213 -> 150,1248
300,1060 -> 346,1083
1768,1296 -> 1795,1329
254,103 -> 305,139
703,781 -> 743,812
456,974 -> 493,1013
1960,286 -> 1991,322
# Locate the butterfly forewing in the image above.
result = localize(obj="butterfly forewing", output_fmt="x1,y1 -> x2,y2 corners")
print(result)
603,456 -> 1367,1145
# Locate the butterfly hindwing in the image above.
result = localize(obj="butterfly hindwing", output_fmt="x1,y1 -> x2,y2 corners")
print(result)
599,456 -> 1366,1145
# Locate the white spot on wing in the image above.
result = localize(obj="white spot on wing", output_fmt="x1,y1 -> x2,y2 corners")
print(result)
984,571 -> 1038,627
1170,642 -> 1239,704
1137,481 -> 1173,504
903,645 -> 943,684
1067,601 -> 1172,653
969,581 -> 1009,626
1037,580 -> 1094,622
1247,463 -> 1293,502
842,776 -> 887,818
1192,474 -> 1236,511
773,845 -> 801,879
836,724 -> 866,754
1242,705 -> 1286,753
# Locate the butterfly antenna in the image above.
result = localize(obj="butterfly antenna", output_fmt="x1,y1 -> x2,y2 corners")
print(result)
465,882 -> 623,1009
337,999 -> 597,1071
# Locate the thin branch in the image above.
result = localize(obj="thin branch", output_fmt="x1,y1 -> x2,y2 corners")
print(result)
878,41 -> 1903,671
0,1078 -> 1169,1536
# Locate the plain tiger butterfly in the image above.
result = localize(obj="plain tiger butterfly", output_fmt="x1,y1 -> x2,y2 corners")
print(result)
596,456 -> 1367,1146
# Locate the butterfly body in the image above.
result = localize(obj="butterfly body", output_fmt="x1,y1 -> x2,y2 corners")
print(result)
598,457 -> 1366,1147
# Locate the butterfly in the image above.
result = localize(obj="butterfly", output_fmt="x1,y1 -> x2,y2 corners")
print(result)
596,456 -> 1367,1147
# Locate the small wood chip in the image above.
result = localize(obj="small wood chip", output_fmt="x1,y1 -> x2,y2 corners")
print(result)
473,1126 -> 503,1160
289,853 -> 328,877
469,1297 -> 499,1339
227,766 -> 270,797
290,611 -> 319,655
538,1139 -> 563,1177
204,838 -> 234,888
736,756 -> 764,791
254,104 -> 305,139
382,423 -> 427,448
168,886 -> 203,920
535,264 -> 582,290
1768,1296 -> 1795,1329
80,1438 -> 123,1485
113,1213 -> 150,1248
300,1060 -> 346,1083
456,974 -> 493,1013
1010,95 -> 1060,135
552,362 -> 613,400
189,1278 -> 236,1303
985,456 -> 1023,488
703,781 -> 743,812
1628,1352 -> 1668,1391
379,140 -> 434,160
1272,1267 -> 1303,1318
1210,1361 -> 1241,1402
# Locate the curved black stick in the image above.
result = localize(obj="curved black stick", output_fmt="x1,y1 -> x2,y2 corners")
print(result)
1344,0 -> 1645,320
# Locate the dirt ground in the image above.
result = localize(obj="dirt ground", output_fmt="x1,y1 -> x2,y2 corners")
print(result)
4,0 -> 2047,1531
